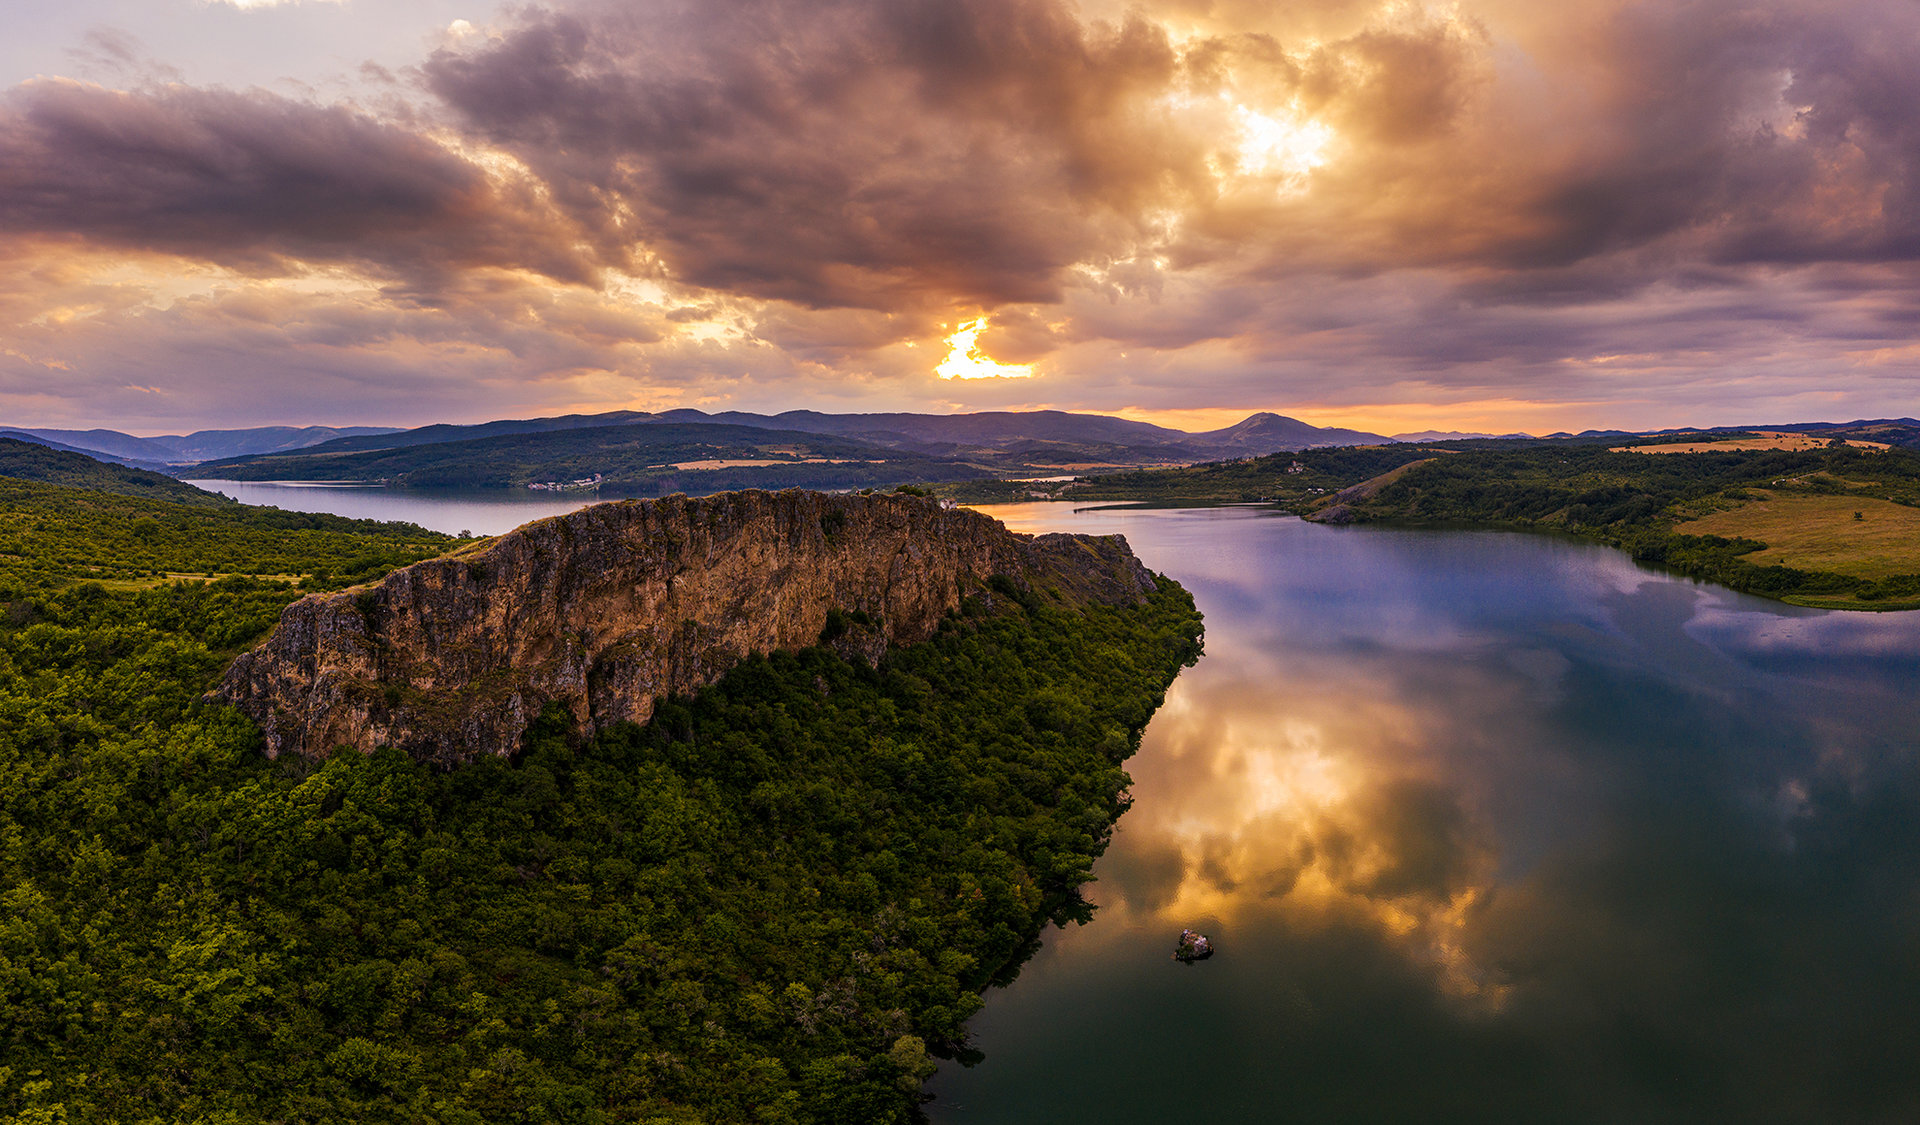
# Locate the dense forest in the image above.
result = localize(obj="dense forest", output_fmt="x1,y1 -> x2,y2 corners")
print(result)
0,477 -> 452,594
0,477 -> 1203,1122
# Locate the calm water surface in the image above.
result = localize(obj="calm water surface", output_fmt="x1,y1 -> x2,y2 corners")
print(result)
187,480 -> 597,535
201,488 -> 1920,1121
934,503 -> 1920,1125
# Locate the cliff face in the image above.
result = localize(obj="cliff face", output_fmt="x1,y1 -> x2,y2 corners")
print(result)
217,490 -> 1155,764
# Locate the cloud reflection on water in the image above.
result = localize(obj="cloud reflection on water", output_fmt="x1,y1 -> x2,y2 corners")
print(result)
934,505 -> 1920,1124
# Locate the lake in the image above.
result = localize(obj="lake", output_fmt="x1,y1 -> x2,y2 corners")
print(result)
204,487 -> 1920,1121
186,480 -> 599,535
935,503 -> 1920,1124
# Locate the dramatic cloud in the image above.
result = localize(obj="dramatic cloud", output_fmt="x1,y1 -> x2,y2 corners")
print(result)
417,0 -> 1920,294
3,0 -> 1919,429
0,78 -> 597,292
421,0 -> 1197,311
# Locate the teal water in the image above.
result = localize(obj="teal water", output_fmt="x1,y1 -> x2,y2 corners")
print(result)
195,488 -> 1920,1121
936,503 -> 1920,1124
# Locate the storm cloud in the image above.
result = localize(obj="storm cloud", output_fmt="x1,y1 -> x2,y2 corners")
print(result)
0,78 -> 597,291
413,0 -> 1920,295
421,0 -> 1196,311
2,0 -> 1919,430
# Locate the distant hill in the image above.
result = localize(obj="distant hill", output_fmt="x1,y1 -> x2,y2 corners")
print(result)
0,430 -> 174,471
1190,412 -> 1393,452
667,407 -> 1396,456
4,424 -> 402,465
191,422 -> 998,494
1393,429 -> 1536,443
1526,420 -> 1920,451
11,409 -> 1409,488
268,407 -> 1212,461
252,413 -> 657,457
263,408 -> 1395,479
0,427 -> 175,463
723,408 -> 1209,451
0,438 -> 232,507
29,411 -> 1920,481
1678,419 -> 1920,451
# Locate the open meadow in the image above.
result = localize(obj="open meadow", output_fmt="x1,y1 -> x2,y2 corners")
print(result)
1675,492 -> 1920,581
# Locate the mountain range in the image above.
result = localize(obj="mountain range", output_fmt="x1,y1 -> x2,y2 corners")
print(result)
191,421 -> 1006,495
174,409 -> 1413,493
0,424 -> 401,468
9,409 -> 1920,496
182,408 -> 1398,465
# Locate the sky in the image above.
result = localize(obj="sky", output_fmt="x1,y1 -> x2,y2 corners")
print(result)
2,0 -> 1917,436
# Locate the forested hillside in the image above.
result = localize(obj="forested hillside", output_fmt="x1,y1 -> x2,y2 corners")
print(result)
0,477 -> 451,591
0,437 -> 232,507
192,422 -> 996,494
936,444 -> 1438,505
0,479 -> 1202,1122
1306,442 -> 1920,608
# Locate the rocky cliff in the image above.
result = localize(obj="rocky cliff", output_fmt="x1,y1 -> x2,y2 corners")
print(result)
216,489 -> 1156,764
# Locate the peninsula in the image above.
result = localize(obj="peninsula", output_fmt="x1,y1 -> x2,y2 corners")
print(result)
0,466 -> 1203,1122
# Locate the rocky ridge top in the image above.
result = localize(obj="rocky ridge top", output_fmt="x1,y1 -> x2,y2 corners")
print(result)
216,489 -> 1156,765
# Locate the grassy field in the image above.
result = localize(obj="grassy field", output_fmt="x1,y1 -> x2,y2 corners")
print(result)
88,571 -> 310,592
1616,432 -> 1892,454
1675,492 -> 1920,580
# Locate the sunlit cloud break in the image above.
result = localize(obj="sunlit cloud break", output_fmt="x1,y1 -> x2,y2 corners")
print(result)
1230,104 -> 1336,182
935,318 -> 1034,381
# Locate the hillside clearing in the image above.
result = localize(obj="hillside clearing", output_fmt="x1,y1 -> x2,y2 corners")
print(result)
1674,492 -> 1920,580
1617,433 -> 1891,454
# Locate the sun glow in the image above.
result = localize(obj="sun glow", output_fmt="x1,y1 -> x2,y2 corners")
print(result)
1228,103 -> 1335,181
935,317 -> 1034,380
1165,77 -> 1337,194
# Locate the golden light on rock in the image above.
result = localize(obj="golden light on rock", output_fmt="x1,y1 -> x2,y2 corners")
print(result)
935,317 -> 1035,380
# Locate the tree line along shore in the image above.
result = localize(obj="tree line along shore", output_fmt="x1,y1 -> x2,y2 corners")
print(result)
939,436 -> 1920,611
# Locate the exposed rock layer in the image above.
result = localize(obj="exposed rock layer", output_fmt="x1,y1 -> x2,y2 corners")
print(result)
217,490 -> 1156,764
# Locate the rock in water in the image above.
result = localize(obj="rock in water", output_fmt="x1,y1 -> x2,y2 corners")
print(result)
216,489 -> 1158,765
1174,928 -> 1214,963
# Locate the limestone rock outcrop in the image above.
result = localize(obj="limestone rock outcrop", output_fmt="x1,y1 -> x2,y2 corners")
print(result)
216,489 -> 1156,765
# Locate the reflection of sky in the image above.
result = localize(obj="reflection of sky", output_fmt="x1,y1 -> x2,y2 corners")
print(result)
933,506 -> 1920,1124
188,480 -> 598,536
